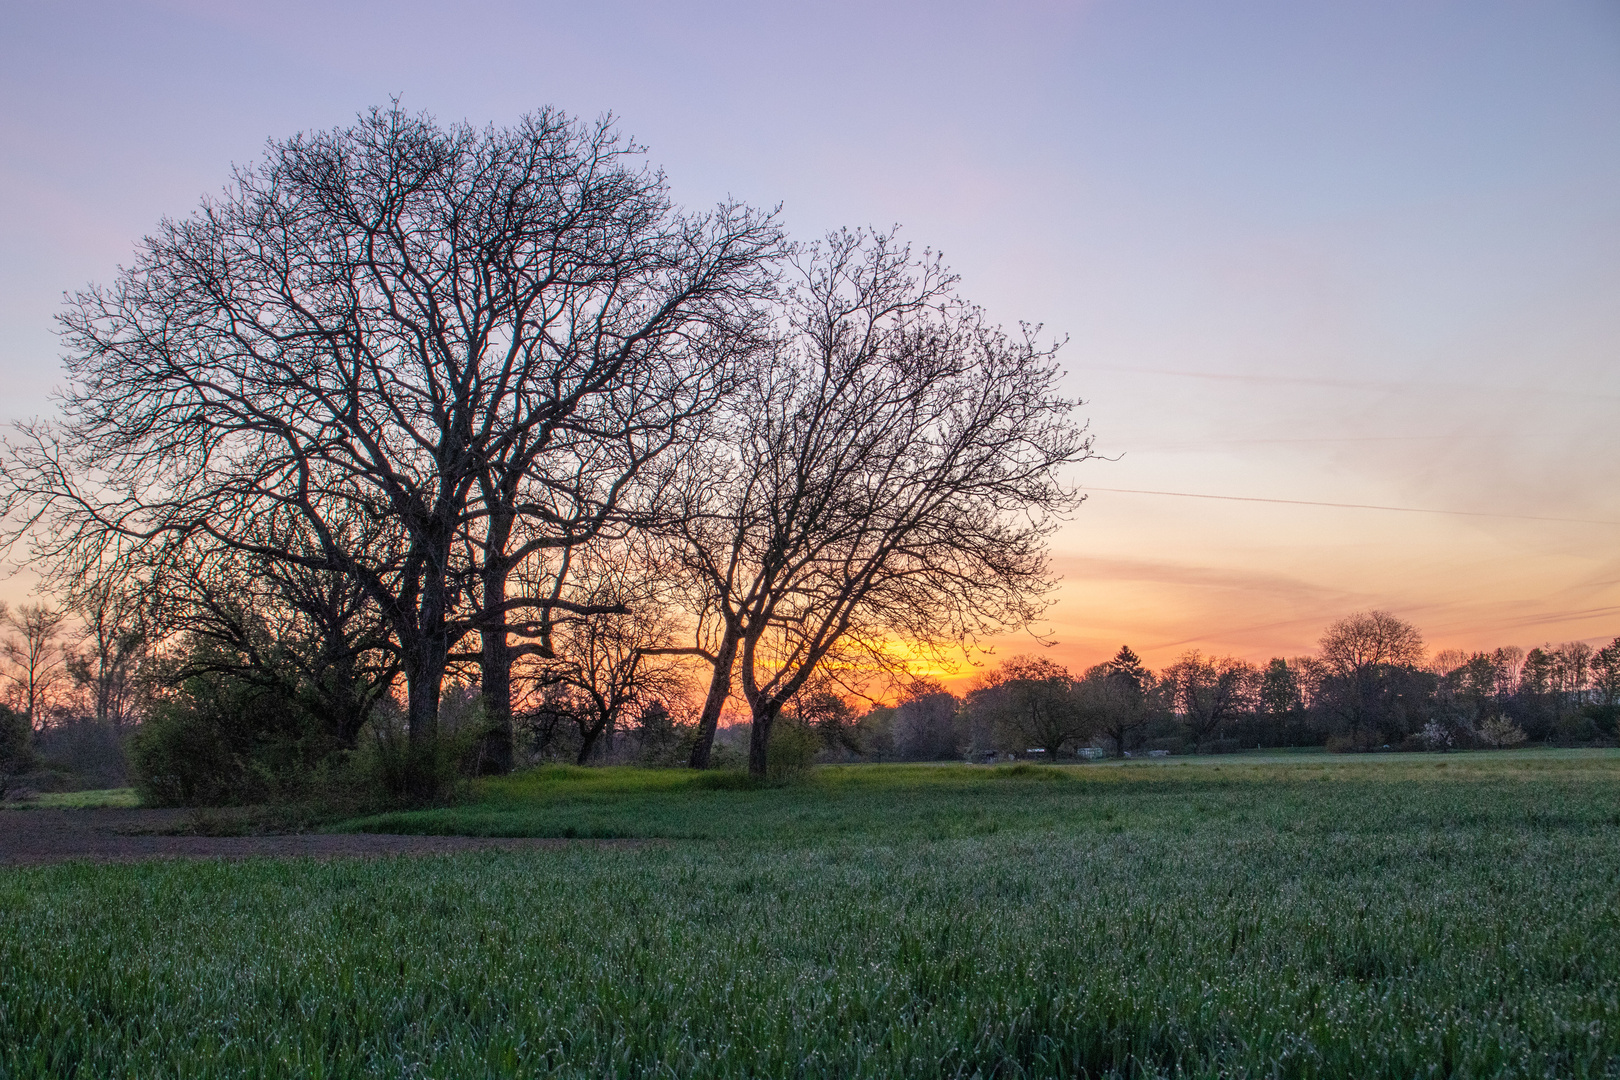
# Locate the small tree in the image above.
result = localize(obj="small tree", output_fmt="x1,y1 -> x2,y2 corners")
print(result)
1077,646 -> 1156,758
0,603 -> 69,732
1592,637 -> 1620,730
1516,648 -> 1557,741
1258,658 -> 1303,719
892,678 -> 960,761
520,549 -> 693,765
1548,641 -> 1594,722
65,575 -> 147,731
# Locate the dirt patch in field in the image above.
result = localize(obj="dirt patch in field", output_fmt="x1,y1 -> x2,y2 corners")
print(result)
0,808 -> 617,866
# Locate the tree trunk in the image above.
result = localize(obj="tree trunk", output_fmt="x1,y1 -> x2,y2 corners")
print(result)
747,702 -> 779,778
479,622 -> 515,774
404,642 -> 446,743
688,629 -> 739,768
577,715 -> 612,764
328,654 -> 369,750
402,624 -> 450,802
475,509 -> 517,773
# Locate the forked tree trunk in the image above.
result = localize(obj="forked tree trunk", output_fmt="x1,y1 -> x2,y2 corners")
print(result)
576,716 -> 610,764
401,566 -> 453,800
688,630 -> 740,768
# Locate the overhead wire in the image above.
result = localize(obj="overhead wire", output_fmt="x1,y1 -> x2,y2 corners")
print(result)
1082,486 -> 1620,527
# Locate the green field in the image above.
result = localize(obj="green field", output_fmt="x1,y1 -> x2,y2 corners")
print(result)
2,787 -> 141,810
4,751 -> 1620,1077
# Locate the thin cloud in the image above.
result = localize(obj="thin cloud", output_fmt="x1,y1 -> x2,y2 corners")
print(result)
1050,554 -> 1344,599
1085,487 -> 1620,527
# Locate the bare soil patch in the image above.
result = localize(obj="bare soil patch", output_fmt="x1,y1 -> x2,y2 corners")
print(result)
0,808 -> 613,866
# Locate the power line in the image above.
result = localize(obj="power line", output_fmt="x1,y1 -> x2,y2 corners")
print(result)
1084,487 -> 1620,526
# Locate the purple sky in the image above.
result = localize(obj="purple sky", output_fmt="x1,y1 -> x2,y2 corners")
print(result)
3,0 -> 1618,670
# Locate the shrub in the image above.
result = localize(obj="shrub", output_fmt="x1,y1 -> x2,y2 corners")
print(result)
33,718 -> 127,787
131,693 -> 259,806
766,719 -> 819,782
351,718 -> 473,808
130,662 -> 352,808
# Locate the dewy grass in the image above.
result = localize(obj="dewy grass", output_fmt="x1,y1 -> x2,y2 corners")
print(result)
3,751 -> 1620,1078
4,788 -> 140,810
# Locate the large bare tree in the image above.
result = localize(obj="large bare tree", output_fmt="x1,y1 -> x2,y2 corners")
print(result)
1316,610 -> 1428,745
669,231 -> 1092,775
5,105 -> 779,793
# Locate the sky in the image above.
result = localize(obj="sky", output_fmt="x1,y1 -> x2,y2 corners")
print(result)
2,0 -> 1618,675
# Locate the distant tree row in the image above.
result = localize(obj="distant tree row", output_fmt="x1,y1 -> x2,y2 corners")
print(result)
0,589 -> 142,791
782,611 -> 1620,763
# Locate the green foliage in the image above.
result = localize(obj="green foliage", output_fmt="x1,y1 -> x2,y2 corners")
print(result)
26,788 -> 139,809
129,659 -> 328,807
129,687 -> 259,807
4,752 -> 1620,1077
129,634 -> 465,811
350,720 -> 475,809
765,717 -> 819,782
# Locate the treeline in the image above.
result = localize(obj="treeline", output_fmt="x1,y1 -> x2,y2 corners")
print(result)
763,611 -> 1620,765
0,592 -> 139,795
0,105 -> 1088,803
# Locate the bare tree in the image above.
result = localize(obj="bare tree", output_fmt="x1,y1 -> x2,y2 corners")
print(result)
1315,611 -> 1428,746
1258,658 -> 1304,720
1593,638 -> 1620,715
670,231 -> 1091,775
0,603 -> 69,730
65,575 -> 147,731
1319,611 -> 1426,675
1162,650 -> 1258,749
5,105 -> 779,795
516,546 -> 693,765
892,677 -> 960,761
1548,641 -> 1594,719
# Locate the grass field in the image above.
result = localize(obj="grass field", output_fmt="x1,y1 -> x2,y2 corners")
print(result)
2,787 -> 140,810
3,751 -> 1619,1077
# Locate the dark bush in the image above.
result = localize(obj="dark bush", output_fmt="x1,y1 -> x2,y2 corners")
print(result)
350,715 -> 472,808
0,705 -> 32,776
131,633 -> 361,806
765,718 -> 818,782
131,679 -> 304,806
